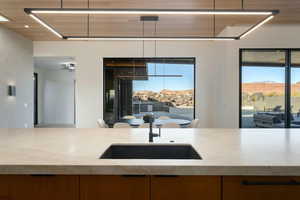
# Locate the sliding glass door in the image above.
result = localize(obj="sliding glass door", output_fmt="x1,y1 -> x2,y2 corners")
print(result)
240,50 -> 287,128
291,50 -> 300,128
240,49 -> 300,128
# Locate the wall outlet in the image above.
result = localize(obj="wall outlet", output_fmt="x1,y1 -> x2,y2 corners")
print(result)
24,123 -> 28,128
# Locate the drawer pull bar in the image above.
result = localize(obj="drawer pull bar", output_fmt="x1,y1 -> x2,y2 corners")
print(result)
241,180 -> 300,186
30,174 -> 56,177
122,175 -> 146,177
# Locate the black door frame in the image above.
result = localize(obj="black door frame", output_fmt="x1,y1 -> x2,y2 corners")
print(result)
34,73 -> 38,126
239,48 -> 300,128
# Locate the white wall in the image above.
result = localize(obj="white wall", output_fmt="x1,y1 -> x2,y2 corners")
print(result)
34,41 -> 219,128
34,67 -> 75,125
34,24 -> 300,128
0,25 -> 33,128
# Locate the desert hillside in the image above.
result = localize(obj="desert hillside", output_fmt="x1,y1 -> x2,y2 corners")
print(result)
133,89 -> 194,107
242,82 -> 300,95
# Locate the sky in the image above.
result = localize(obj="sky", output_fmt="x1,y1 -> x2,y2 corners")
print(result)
133,63 -> 194,92
133,65 -> 300,92
242,66 -> 300,84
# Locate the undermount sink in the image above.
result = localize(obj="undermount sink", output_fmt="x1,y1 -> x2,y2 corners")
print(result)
100,144 -> 202,159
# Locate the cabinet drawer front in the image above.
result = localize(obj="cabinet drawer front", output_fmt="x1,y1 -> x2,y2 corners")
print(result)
223,176 -> 300,200
10,175 -> 79,200
151,176 -> 221,200
80,175 -> 150,200
0,176 -> 9,199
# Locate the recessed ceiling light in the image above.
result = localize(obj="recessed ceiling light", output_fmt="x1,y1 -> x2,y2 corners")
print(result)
0,14 -> 9,22
24,25 -> 30,28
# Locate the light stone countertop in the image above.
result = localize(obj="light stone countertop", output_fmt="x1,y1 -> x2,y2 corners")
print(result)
0,128 -> 300,175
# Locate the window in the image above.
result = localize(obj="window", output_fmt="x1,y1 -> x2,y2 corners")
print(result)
103,58 -> 195,125
240,49 -> 300,128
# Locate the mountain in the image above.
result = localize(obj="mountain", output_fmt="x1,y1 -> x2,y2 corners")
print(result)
242,82 -> 300,95
133,89 -> 194,107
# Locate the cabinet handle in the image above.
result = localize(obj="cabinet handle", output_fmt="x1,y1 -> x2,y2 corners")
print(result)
241,180 -> 300,186
30,174 -> 56,177
122,175 -> 146,178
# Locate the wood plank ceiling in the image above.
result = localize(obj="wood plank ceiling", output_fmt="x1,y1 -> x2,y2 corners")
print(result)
0,0 -> 299,41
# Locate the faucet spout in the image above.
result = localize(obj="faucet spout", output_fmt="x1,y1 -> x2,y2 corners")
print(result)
149,122 -> 159,143
143,114 -> 160,143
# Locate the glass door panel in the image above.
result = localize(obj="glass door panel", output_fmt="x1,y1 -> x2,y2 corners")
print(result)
241,66 -> 286,128
241,50 -> 287,128
290,50 -> 300,127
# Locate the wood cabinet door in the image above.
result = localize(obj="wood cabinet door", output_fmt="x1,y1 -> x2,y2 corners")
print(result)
80,175 -> 150,200
5,175 -> 79,200
0,176 -> 9,200
223,176 -> 300,200
151,176 -> 221,200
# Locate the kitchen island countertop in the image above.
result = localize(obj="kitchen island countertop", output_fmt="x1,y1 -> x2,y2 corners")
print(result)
0,128 -> 299,175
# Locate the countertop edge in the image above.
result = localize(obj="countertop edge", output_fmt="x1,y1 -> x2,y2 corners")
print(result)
1,165 -> 300,176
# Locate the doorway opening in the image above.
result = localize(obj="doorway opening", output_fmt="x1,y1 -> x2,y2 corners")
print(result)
34,57 -> 76,128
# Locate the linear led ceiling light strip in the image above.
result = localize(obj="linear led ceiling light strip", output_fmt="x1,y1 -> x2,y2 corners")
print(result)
0,14 -> 10,22
28,13 -> 63,38
26,8 -> 276,15
24,8 -> 279,41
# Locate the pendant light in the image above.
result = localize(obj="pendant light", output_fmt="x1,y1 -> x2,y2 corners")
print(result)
118,16 -> 183,79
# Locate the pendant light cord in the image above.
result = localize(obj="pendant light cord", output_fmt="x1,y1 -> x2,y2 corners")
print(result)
61,0 -> 63,8
133,59 -> 135,81
155,21 -> 157,58
142,21 -> 145,57
213,0 -> 216,37
154,21 -> 157,75
87,0 -> 90,37
242,0 -> 244,9
163,58 -> 165,90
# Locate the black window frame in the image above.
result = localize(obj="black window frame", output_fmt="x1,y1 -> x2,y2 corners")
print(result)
102,57 -> 197,122
239,48 -> 300,128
